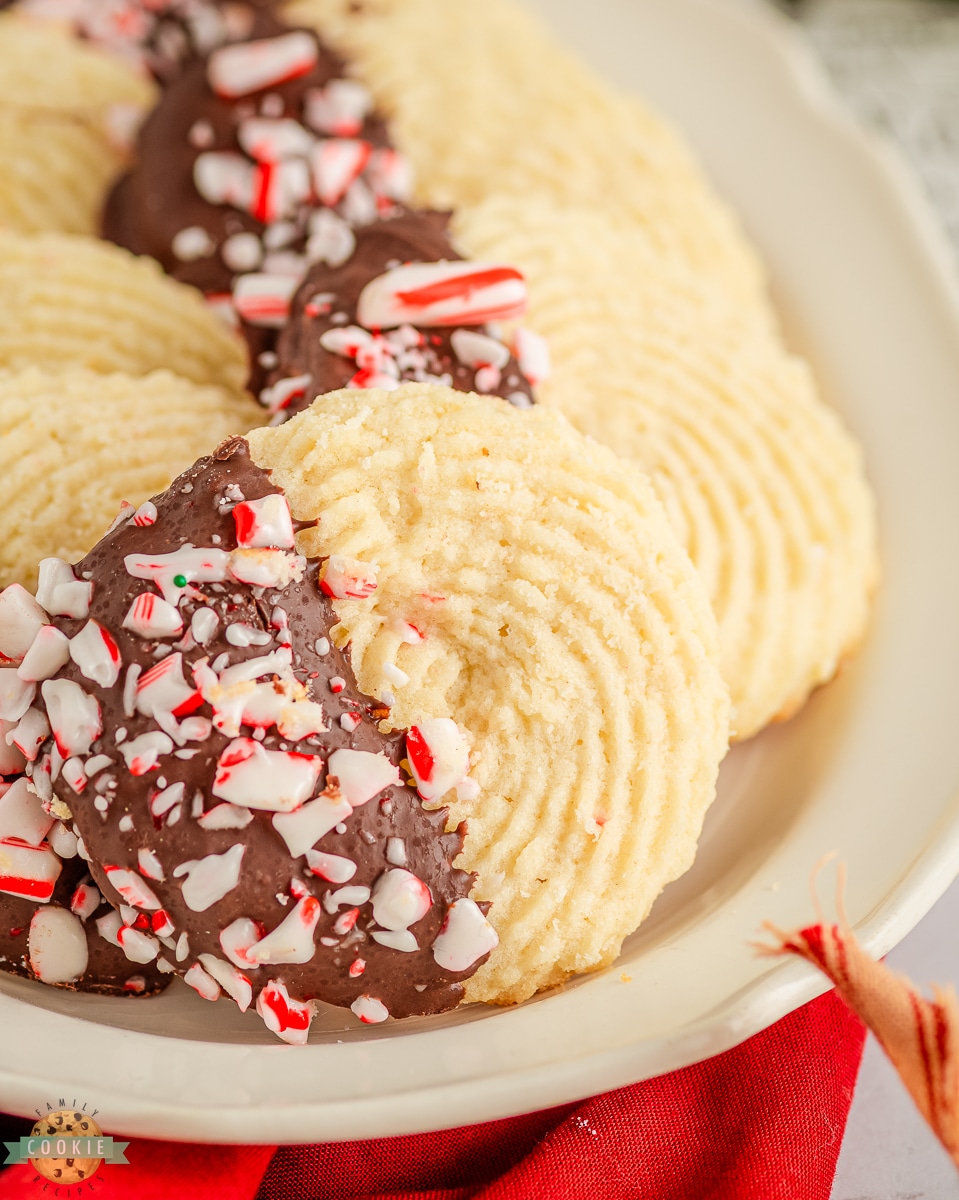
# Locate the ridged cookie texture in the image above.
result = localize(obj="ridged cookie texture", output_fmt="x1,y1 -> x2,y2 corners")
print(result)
0,367 -> 264,591
456,195 -> 879,740
0,232 -> 249,396
284,0 -> 766,313
0,14 -> 155,235
248,383 -> 730,1005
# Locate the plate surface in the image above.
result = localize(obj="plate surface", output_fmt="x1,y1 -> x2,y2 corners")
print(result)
4,0 -> 959,1144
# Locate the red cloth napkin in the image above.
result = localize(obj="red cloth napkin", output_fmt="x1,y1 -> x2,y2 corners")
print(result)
0,988 -> 864,1200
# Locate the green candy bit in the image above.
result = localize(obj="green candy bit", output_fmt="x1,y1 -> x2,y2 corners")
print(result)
173,574 -> 188,588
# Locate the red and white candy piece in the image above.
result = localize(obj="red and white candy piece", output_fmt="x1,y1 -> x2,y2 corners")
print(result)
0,777 -> 54,846
319,556 -> 377,600
183,961 -> 220,1001
250,158 -> 312,224
151,909 -> 175,939
125,545 -> 230,605
232,273 -> 299,329
132,500 -> 157,526
303,78 -> 372,136
102,864 -> 161,911
35,559 -> 92,620
512,327 -> 551,387
41,679 -> 101,758
365,147 -> 413,204
194,152 -> 254,209
350,994 -> 389,1025
8,709 -> 50,764
432,898 -> 498,972
0,719 -> 27,774
276,699 -> 329,742
357,262 -> 527,330
0,585 -> 47,664
450,329 -> 511,372
123,592 -> 184,639
197,954 -> 252,1011
246,895 -> 321,965
137,847 -> 165,881
304,849 -> 356,884
326,748 -> 399,809
406,719 -> 472,803
310,138 -> 372,207
70,881 -> 101,922
119,730 -> 173,776
136,653 -> 200,721
0,670 -> 35,723
60,757 -> 88,795
208,32 -> 318,100
233,493 -> 296,550
17,626 -> 70,683
371,868 -> 431,932
272,790 -> 352,857
213,739 -> 321,813
227,548 -> 305,588
256,979 -> 314,1045
69,620 -> 122,689
172,844 -> 245,912
0,839 -> 61,902
197,802 -> 254,831
117,924 -> 160,964
28,906 -> 88,984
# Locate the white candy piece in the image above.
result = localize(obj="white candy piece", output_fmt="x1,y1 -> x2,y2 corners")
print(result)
35,559 -> 92,620
305,209 -> 355,268
29,907 -> 88,984
512,327 -> 551,386
123,593 -> 184,639
350,994 -> 389,1024
194,152 -> 254,209
48,821 -> 78,860
365,147 -> 413,204
197,953 -> 252,1011
197,803 -> 254,831
191,608 -> 220,646
450,329 -> 511,371
323,885 -> 370,913
219,916 -> 262,969
303,78 -> 372,136
326,748 -> 399,809
432,898 -> 499,972
232,273 -> 298,329
0,777 -> 54,846
125,546 -> 230,605
0,719 -> 27,774
371,929 -> 418,953
183,961 -> 220,1001
232,493 -> 296,550
357,261 -> 527,330
371,869 -> 432,932
208,32 -> 318,99
136,653 -> 198,720
272,791 -> 352,857
213,738 -> 321,812
239,117 -> 315,163
227,548 -> 305,588
406,719 -> 472,803
0,585 -> 47,664
41,679 -> 101,758
276,699 -> 329,741
69,620 -> 122,689
17,625 -> 70,683
0,839 -> 61,902
246,896 -> 321,965
95,910 -> 122,947
173,844 -> 245,912
0,670 -> 35,723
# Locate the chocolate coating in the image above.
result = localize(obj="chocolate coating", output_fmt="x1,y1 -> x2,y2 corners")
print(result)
268,210 -> 535,420
102,25 -> 395,391
0,851 -> 168,997
35,438 -> 485,1023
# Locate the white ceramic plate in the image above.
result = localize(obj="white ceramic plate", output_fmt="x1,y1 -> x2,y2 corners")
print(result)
4,0 -> 959,1145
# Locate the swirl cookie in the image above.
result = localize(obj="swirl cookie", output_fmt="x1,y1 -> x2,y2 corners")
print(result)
0,13 -> 155,235
0,232 -> 249,395
0,367 -> 263,592
284,0 -> 766,313
455,195 -> 878,739
248,383 -> 730,1004
1,437 -> 495,1040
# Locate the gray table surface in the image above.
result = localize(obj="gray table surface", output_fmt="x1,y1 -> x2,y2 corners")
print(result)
776,3 -> 959,1195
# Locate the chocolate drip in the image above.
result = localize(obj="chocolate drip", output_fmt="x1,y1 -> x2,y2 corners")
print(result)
38,439 -> 486,1022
